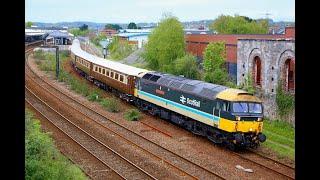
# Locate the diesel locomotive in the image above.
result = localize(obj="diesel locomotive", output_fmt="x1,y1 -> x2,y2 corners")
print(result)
70,39 -> 266,150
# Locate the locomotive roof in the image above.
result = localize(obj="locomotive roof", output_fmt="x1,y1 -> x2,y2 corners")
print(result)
70,39 -> 149,76
142,72 -> 229,100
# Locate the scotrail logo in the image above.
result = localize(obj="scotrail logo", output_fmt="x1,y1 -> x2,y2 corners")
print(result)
180,95 -> 187,104
180,95 -> 201,108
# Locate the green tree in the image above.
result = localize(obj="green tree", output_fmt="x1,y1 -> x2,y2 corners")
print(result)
105,24 -> 122,30
127,22 -> 137,29
210,14 -> 269,34
79,24 -> 88,31
203,42 -> 229,85
173,54 -> 200,79
26,21 -> 33,27
142,15 -> 185,72
68,28 -> 89,36
91,33 -> 107,46
108,36 -> 133,60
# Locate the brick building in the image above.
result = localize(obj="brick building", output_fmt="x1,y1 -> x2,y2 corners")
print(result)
185,26 -> 295,81
237,39 -> 295,95
237,38 -> 295,124
100,29 -> 118,37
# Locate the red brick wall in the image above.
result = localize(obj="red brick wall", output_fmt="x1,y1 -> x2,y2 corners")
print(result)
226,45 -> 237,63
285,27 -> 295,38
185,34 -> 286,62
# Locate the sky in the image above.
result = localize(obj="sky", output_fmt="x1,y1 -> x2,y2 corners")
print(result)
25,0 -> 295,23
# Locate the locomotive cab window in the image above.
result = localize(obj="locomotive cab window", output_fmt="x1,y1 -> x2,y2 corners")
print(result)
232,102 -> 262,114
232,102 -> 248,113
215,100 -> 230,112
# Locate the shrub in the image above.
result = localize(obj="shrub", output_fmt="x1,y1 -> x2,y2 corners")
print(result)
25,109 -> 86,180
238,73 -> 255,94
100,97 -> 120,112
276,80 -> 295,117
124,109 -> 141,121
33,49 -> 46,60
108,36 -> 134,60
173,54 -> 200,79
87,91 -> 101,102
57,69 -> 69,82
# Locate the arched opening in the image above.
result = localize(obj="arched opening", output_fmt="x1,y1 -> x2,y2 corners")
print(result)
284,58 -> 295,92
253,56 -> 262,87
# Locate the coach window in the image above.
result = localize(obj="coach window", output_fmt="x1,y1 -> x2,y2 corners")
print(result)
102,69 -> 105,75
120,75 -> 124,82
95,66 -> 98,72
106,70 -> 109,76
111,72 -> 114,78
115,73 -> 119,80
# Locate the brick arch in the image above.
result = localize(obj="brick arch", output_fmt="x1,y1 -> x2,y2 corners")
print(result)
247,48 -> 265,89
277,49 -> 295,92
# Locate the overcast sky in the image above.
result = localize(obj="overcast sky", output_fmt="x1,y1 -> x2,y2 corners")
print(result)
25,0 -> 295,23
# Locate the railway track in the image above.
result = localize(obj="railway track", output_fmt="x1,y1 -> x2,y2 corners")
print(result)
25,47 -> 225,179
25,43 -> 294,179
25,86 -> 154,179
233,150 -> 295,179
235,149 -> 295,178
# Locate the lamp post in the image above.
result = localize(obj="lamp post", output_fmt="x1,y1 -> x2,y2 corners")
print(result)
103,47 -> 107,59
100,38 -> 110,59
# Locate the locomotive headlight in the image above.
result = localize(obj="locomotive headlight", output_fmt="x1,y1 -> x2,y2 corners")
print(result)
257,117 -> 262,121
236,116 -> 241,121
249,128 -> 253,131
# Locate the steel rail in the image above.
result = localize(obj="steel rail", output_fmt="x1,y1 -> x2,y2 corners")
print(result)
26,86 -> 156,180
25,48 -> 225,179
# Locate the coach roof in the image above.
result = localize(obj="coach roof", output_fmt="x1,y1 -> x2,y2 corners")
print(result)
70,39 -> 149,76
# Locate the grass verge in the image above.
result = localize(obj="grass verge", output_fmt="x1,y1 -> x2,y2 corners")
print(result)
262,119 -> 295,160
25,109 -> 86,180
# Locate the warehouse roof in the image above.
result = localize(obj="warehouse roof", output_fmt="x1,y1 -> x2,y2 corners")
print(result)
47,30 -> 73,38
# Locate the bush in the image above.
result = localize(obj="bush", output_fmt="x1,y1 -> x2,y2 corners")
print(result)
100,97 -> 120,112
124,109 -> 141,121
87,91 -> 101,102
238,73 -> 255,94
57,69 -> 69,82
172,54 -> 200,79
25,109 -> 86,180
34,51 -> 56,72
276,80 -> 295,117
33,50 -> 46,60
108,36 -> 134,60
